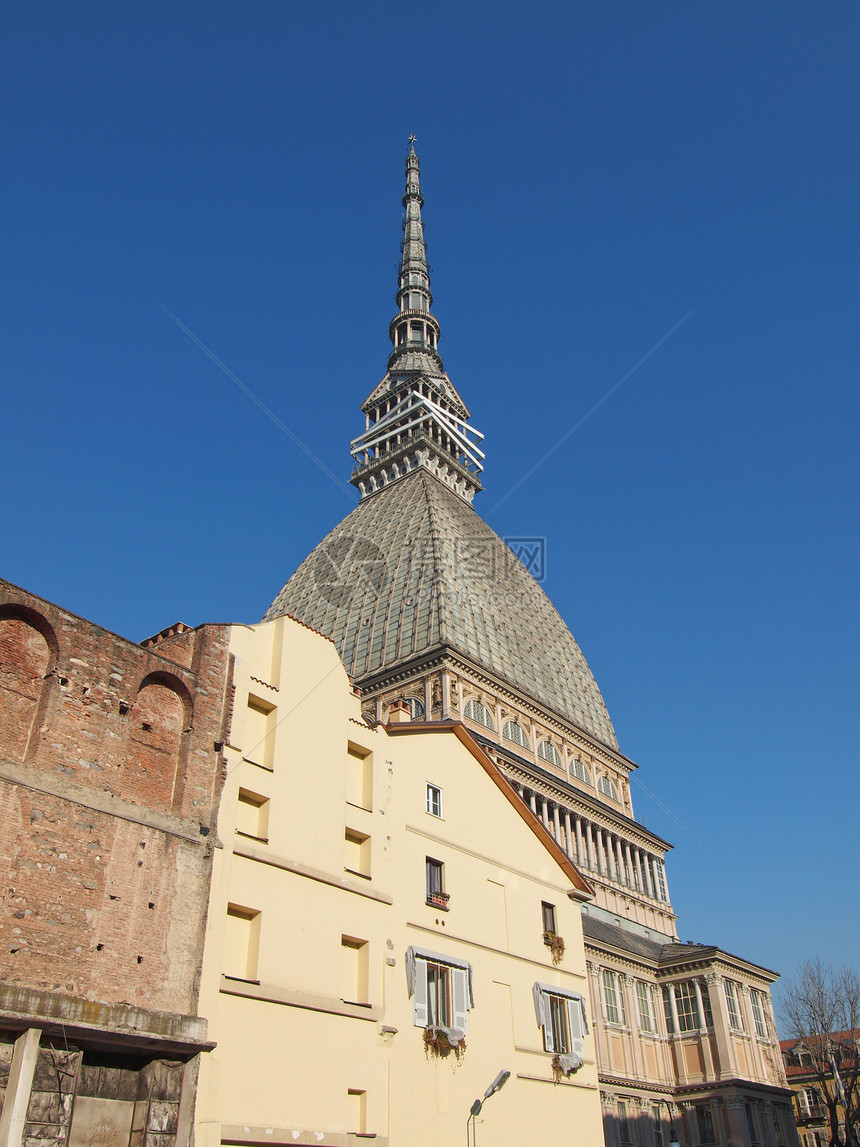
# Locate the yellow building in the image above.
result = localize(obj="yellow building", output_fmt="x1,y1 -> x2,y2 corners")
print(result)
194,614 -> 607,1146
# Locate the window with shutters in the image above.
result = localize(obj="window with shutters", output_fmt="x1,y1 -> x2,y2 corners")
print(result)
407,947 -> 473,1044
532,982 -> 587,1071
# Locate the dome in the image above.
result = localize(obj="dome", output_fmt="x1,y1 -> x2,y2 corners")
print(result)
265,470 -> 618,750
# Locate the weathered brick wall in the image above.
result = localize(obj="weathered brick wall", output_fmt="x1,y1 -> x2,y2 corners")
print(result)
0,580 -> 232,1015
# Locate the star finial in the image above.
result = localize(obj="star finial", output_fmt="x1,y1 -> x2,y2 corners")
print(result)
408,134 -> 417,147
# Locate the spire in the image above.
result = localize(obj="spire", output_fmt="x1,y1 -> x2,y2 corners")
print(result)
350,141 -> 485,506
387,137 -> 442,374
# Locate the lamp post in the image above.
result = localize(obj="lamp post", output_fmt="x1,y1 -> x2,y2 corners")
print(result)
657,1099 -> 682,1147
466,1070 -> 511,1147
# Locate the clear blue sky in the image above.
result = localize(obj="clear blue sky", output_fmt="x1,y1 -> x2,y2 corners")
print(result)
3,2 -> 858,1007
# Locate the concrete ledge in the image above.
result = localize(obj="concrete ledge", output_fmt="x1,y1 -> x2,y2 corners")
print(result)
220,977 -> 382,1022
221,1127 -> 386,1146
233,844 -> 394,905
0,983 -> 212,1055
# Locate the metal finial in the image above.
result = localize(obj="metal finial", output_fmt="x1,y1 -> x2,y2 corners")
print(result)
408,134 -> 418,147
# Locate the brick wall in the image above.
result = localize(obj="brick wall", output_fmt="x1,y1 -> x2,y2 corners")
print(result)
0,580 -> 232,1016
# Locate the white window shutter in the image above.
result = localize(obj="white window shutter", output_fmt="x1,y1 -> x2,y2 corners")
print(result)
452,967 -> 469,1032
543,993 -> 555,1053
567,997 -> 585,1059
413,958 -> 429,1027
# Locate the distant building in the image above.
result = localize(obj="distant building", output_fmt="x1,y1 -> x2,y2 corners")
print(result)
0,580 -> 231,1145
781,1034 -> 860,1147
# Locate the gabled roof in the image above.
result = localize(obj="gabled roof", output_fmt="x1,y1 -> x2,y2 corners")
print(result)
386,719 -> 595,897
265,469 -> 618,749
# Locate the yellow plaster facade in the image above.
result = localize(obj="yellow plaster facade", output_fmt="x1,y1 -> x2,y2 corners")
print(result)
195,615 -> 607,1146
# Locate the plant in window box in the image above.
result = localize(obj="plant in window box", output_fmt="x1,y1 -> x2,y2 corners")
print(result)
427,891 -> 450,909
543,931 -> 565,964
423,1026 -> 466,1060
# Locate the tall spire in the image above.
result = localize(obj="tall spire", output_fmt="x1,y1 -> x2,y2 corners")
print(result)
387,138 -> 442,374
350,141 -> 485,506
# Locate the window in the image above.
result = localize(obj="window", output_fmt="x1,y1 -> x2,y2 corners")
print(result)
407,947 -> 473,1035
541,901 -> 557,935
463,698 -> 494,729
244,694 -> 276,769
426,857 -> 449,908
536,739 -> 561,766
652,1103 -> 665,1147
341,936 -> 369,1005
773,1108 -> 786,1145
696,1104 -> 716,1144
503,719 -> 530,749
745,1103 -> 759,1145
662,985 -> 676,1033
674,980 -> 702,1032
223,904 -> 261,981
636,980 -> 657,1034
570,758 -> 590,783
617,1101 -> 633,1144
345,829 -> 371,878
235,789 -> 270,841
601,969 -> 627,1026
532,982 -> 588,1058
724,979 -> 745,1032
346,743 -> 372,810
653,861 -> 668,902
407,697 -> 425,718
598,774 -> 619,800
426,783 -> 443,818
751,989 -> 768,1038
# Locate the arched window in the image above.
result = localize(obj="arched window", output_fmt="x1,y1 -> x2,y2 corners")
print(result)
598,775 -> 618,801
130,677 -> 189,808
537,740 -> 561,767
570,758 -> 591,784
407,697 -> 425,719
503,719 -> 530,749
0,612 -> 53,761
463,698 -> 494,729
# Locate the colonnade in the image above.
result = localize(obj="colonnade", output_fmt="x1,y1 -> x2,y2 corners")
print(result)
512,782 -> 669,904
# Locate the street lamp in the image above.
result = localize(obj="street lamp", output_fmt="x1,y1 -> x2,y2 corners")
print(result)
467,1070 -> 511,1147
658,1099 -> 682,1147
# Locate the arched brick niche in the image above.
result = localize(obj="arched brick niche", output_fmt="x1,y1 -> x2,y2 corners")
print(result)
128,673 -> 192,808
0,607 -> 57,762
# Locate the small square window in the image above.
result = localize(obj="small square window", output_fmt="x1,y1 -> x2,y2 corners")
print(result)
426,783 -> 443,818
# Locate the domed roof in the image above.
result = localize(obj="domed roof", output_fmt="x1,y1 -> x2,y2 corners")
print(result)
265,470 -> 618,750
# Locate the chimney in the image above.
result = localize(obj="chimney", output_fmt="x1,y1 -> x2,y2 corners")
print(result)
387,698 -> 411,724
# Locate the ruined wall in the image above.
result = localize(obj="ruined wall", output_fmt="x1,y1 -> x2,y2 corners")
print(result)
0,580 -> 232,1016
